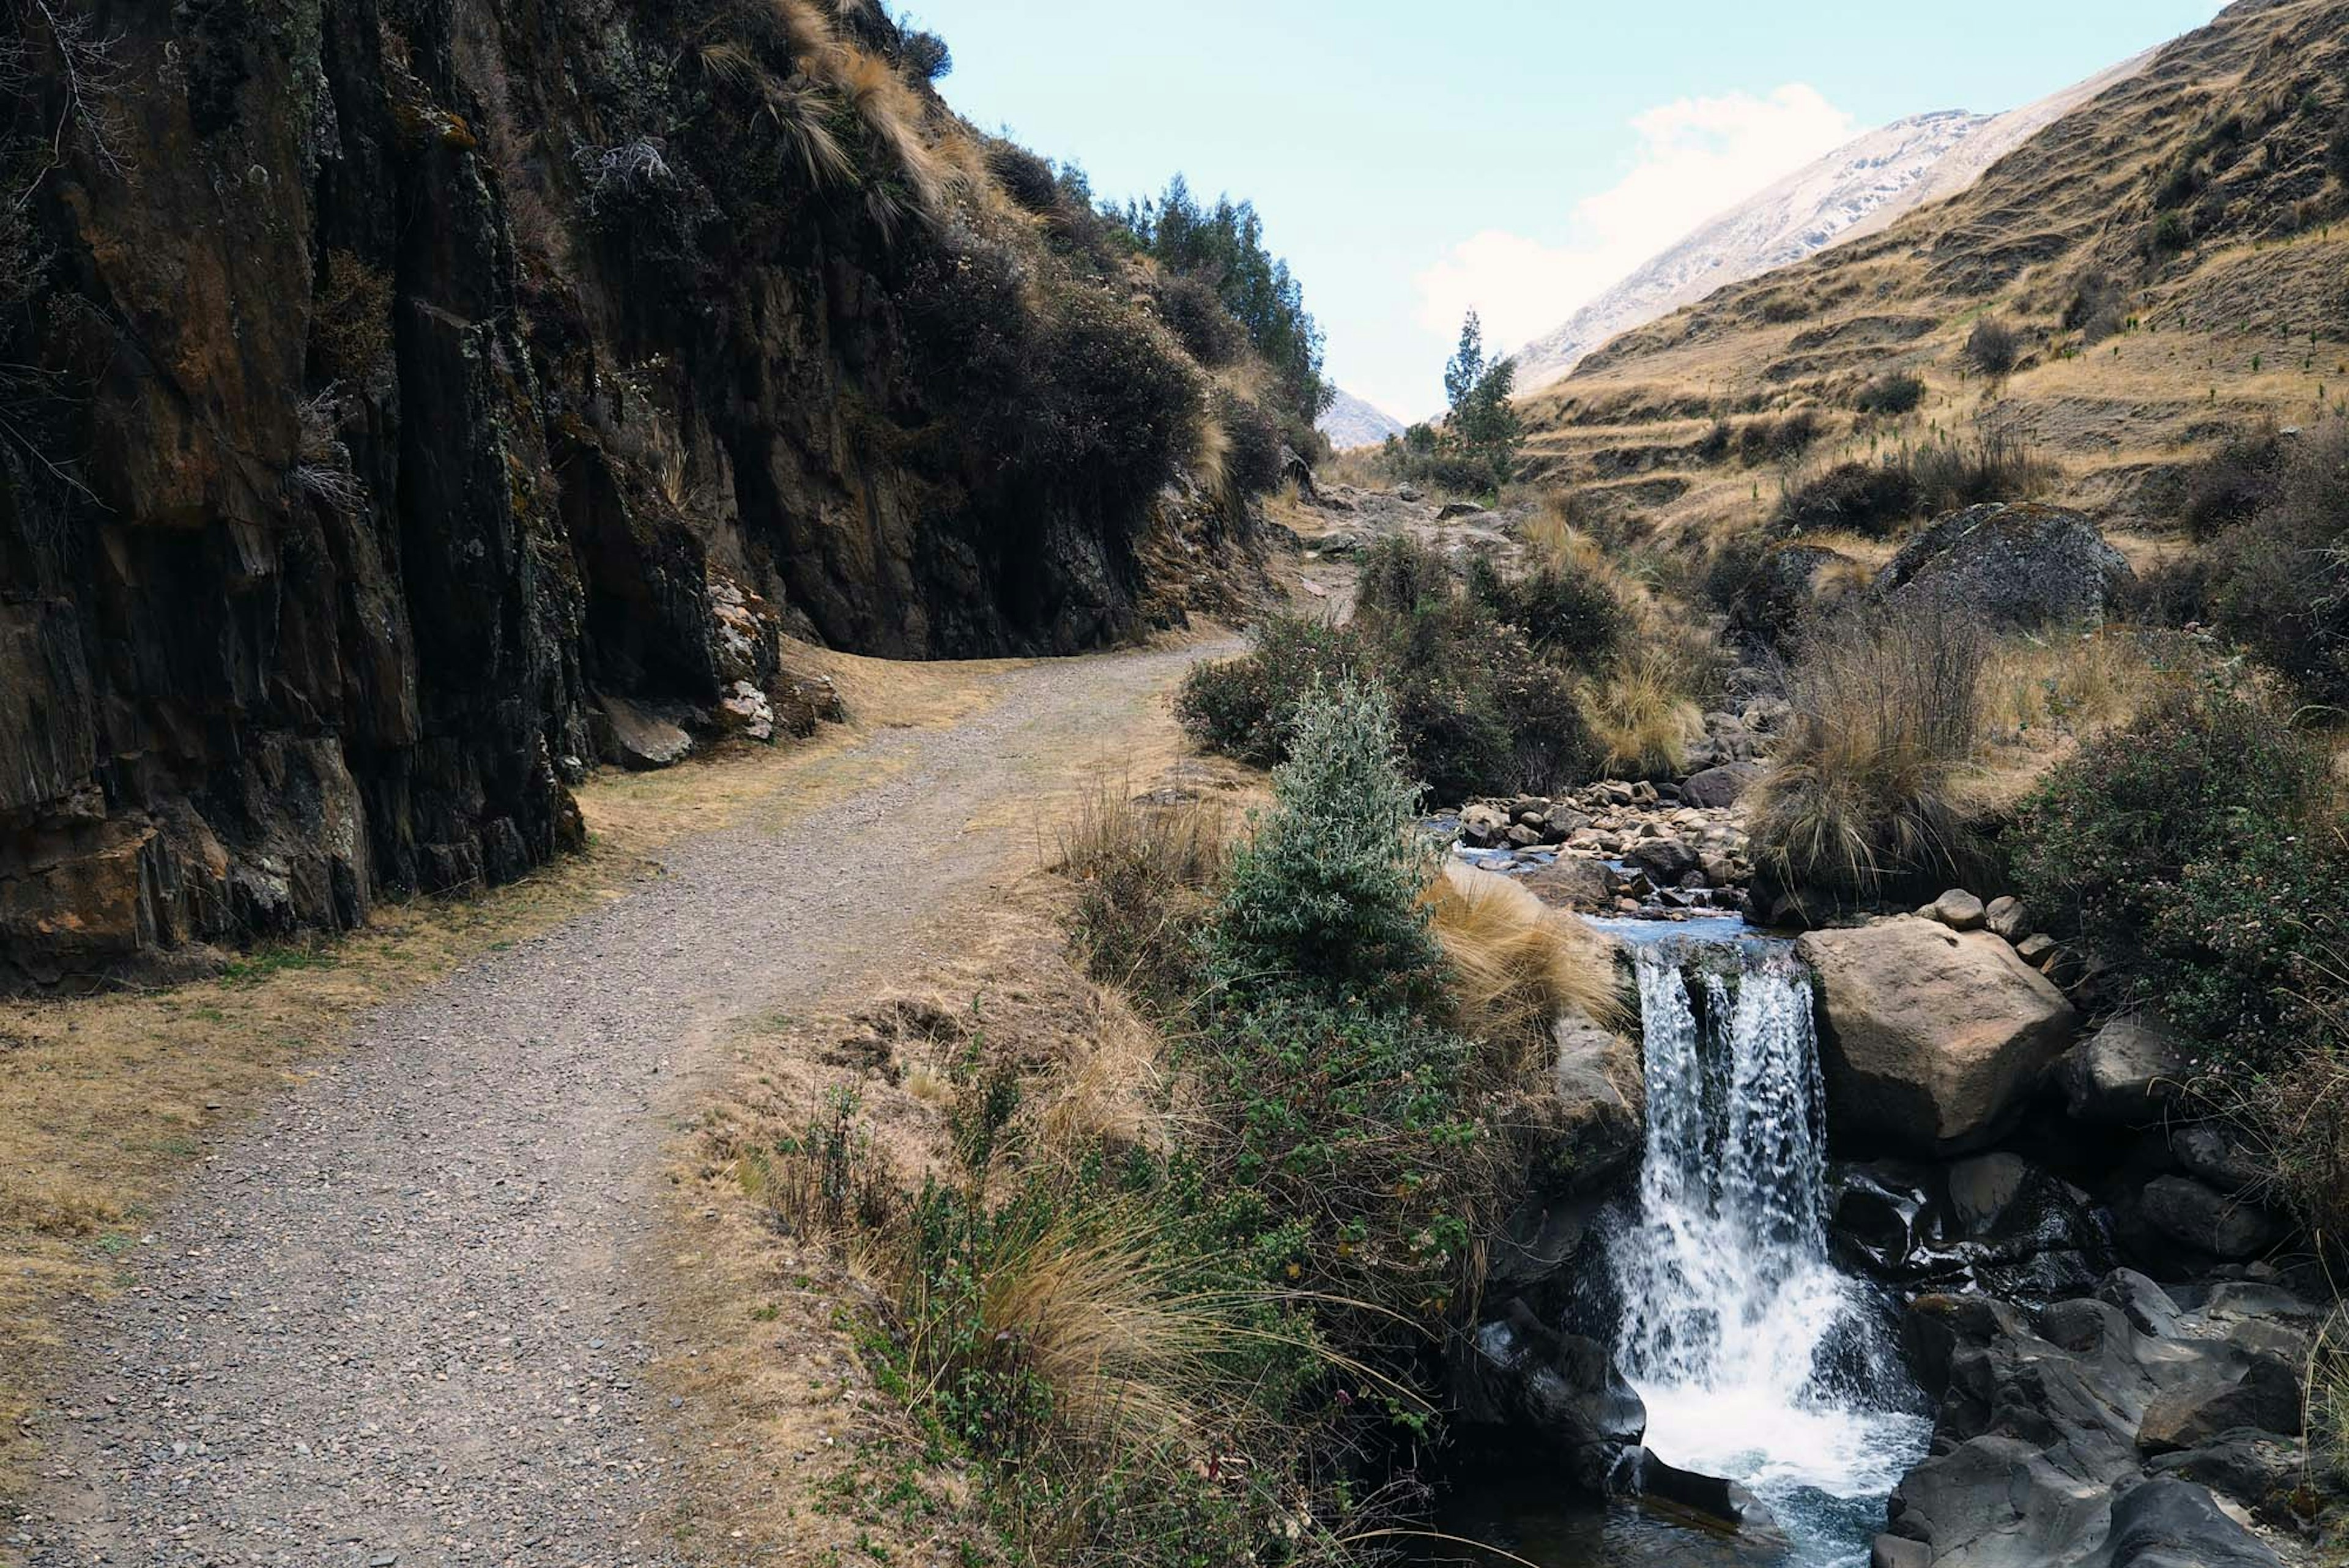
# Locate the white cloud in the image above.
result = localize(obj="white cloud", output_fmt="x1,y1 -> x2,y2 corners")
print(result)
1414,84 -> 1857,357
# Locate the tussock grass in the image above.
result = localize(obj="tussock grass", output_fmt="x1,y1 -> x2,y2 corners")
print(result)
1577,649 -> 1705,779
1751,603 -> 1990,907
1425,862 -> 1624,1055
1053,779 -> 1226,1000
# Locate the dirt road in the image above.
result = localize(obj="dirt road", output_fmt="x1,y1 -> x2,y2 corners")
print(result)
12,639 -> 1225,1568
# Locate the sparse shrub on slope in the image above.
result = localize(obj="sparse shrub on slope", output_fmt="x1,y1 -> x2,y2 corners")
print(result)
1854,372 -> 1926,417
1466,553 -> 1626,670
1779,461 -> 1923,538
1965,316 -> 2022,378
1175,615 -> 1370,768
1751,603 -> 1991,909
2011,678 -> 2338,1063
2206,421 -> 2349,704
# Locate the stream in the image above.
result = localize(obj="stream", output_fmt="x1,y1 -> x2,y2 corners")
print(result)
1434,932 -> 1931,1567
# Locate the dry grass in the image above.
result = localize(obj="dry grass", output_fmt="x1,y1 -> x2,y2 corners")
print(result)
1750,603 -> 1990,905
1054,778 -> 1230,1001
1577,649 -> 1705,779
1425,863 -> 1624,1055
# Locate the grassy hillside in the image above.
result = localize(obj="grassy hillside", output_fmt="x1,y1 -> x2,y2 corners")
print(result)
1517,0 -> 2349,552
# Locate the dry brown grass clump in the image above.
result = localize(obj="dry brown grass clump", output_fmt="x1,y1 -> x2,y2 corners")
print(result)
1577,649 -> 1706,779
1425,862 -> 1624,1057
1750,603 -> 1990,906
1054,779 -> 1228,999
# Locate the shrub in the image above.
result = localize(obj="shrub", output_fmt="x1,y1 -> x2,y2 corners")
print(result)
1175,615 -> 1368,768
2208,422 -> 2349,702
1424,862 -> 1624,1053
2329,120 -> 2349,186
1750,603 -> 1989,908
1965,316 -> 2021,378
1779,461 -> 1923,538
1467,554 -> 1626,671
1057,781 -> 1227,1000
1737,410 -> 1822,466
1909,420 -> 2055,515
1357,533 -> 1455,619
1212,389 -> 1285,500
310,250 -> 395,381
987,141 -> 1059,212
1854,372 -> 1926,417
1156,272 -> 1245,368
1207,677 -> 1441,1008
2011,681 -> 2337,1060
2181,428 -> 2288,538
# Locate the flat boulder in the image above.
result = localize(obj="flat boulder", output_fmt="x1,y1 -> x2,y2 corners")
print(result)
1876,502 -> 2135,629
2138,1175 -> 2285,1261
2099,1477 -> 2281,1568
1798,917 -> 2079,1154
595,694 -> 695,770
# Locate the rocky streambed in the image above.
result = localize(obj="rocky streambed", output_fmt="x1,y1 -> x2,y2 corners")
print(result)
1423,891 -> 2331,1568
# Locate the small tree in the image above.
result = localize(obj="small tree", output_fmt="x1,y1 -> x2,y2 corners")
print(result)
1441,311 -> 1524,489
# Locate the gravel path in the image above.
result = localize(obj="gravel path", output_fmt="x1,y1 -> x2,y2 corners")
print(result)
15,641 -> 1222,1568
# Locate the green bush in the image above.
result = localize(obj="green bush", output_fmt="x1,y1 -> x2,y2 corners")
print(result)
1157,272 -> 1247,368
1215,388 -> 1286,499
1174,615 -> 1370,768
2011,680 -> 2338,1060
1467,554 -> 1626,669
1180,541 -> 1603,800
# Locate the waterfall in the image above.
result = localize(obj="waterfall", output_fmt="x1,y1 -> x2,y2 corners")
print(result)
1605,940 -> 1929,1567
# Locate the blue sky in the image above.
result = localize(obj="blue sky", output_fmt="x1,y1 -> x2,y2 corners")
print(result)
916,0 -> 2230,421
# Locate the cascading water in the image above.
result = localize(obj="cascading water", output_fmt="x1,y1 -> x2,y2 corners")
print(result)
1605,938 -> 1930,1567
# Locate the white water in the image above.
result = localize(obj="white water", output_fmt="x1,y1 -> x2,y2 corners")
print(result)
1608,942 -> 1930,1566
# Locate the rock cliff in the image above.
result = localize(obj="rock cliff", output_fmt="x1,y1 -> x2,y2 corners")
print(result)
0,0 -> 1274,986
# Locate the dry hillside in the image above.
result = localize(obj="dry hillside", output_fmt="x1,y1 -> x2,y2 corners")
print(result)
1519,0 -> 2349,550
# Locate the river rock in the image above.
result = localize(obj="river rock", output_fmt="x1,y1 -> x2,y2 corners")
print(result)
2137,1351 -> 2303,1454
1626,836 -> 1700,885
1457,1301 -> 1646,1495
1985,895 -> 2031,942
2146,1429 -> 2301,1509
1680,762 -> 1763,809
2169,1124 -> 2265,1195
1798,918 -> 2079,1154
1546,1013 -> 1646,1188
2098,1476 -> 2282,1567
1926,888 -> 1987,931
2139,1176 -> 2285,1261
2058,1015 -> 2195,1126
1519,856 -> 1612,912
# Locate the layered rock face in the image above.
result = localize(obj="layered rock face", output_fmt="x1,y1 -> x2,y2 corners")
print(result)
0,3 -> 1258,986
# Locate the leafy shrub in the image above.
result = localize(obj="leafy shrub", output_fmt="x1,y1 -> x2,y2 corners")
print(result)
1357,533 -> 1457,620
2011,680 -> 2337,1060
1737,411 -> 1822,466
1156,272 -> 1246,368
1213,388 -> 1285,499
1467,554 -> 1627,670
1751,603 -> 1990,908
1175,615 -> 1368,768
987,141 -> 1060,212
1854,372 -> 1926,417
1965,316 -> 2021,378
1779,461 -> 1923,537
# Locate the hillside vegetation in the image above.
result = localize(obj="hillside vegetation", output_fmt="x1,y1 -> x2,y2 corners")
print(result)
1516,0 -> 2349,551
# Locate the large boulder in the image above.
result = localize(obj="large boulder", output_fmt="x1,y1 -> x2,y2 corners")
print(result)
1876,502 -> 2135,629
1491,1014 -> 1645,1287
2095,1477 -> 2282,1567
1680,761 -> 1764,809
1798,918 -> 2079,1154
1728,541 -> 1861,648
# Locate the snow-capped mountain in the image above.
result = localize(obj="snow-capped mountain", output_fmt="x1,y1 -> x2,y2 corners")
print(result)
1318,387 -> 1408,449
1512,53 -> 2151,393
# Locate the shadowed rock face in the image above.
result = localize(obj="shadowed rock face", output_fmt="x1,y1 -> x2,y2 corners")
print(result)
1876,503 -> 2136,630
0,2 -> 1259,986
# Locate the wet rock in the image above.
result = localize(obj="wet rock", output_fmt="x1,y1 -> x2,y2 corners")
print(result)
1634,1449 -> 1783,1539
1945,1152 -> 2030,1235
2058,1016 -> 2195,1126
1798,918 -> 2079,1154
1625,836 -> 1699,885
2139,1176 -> 2285,1261
1457,1301 -> 1646,1495
2096,1269 -> 2184,1339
